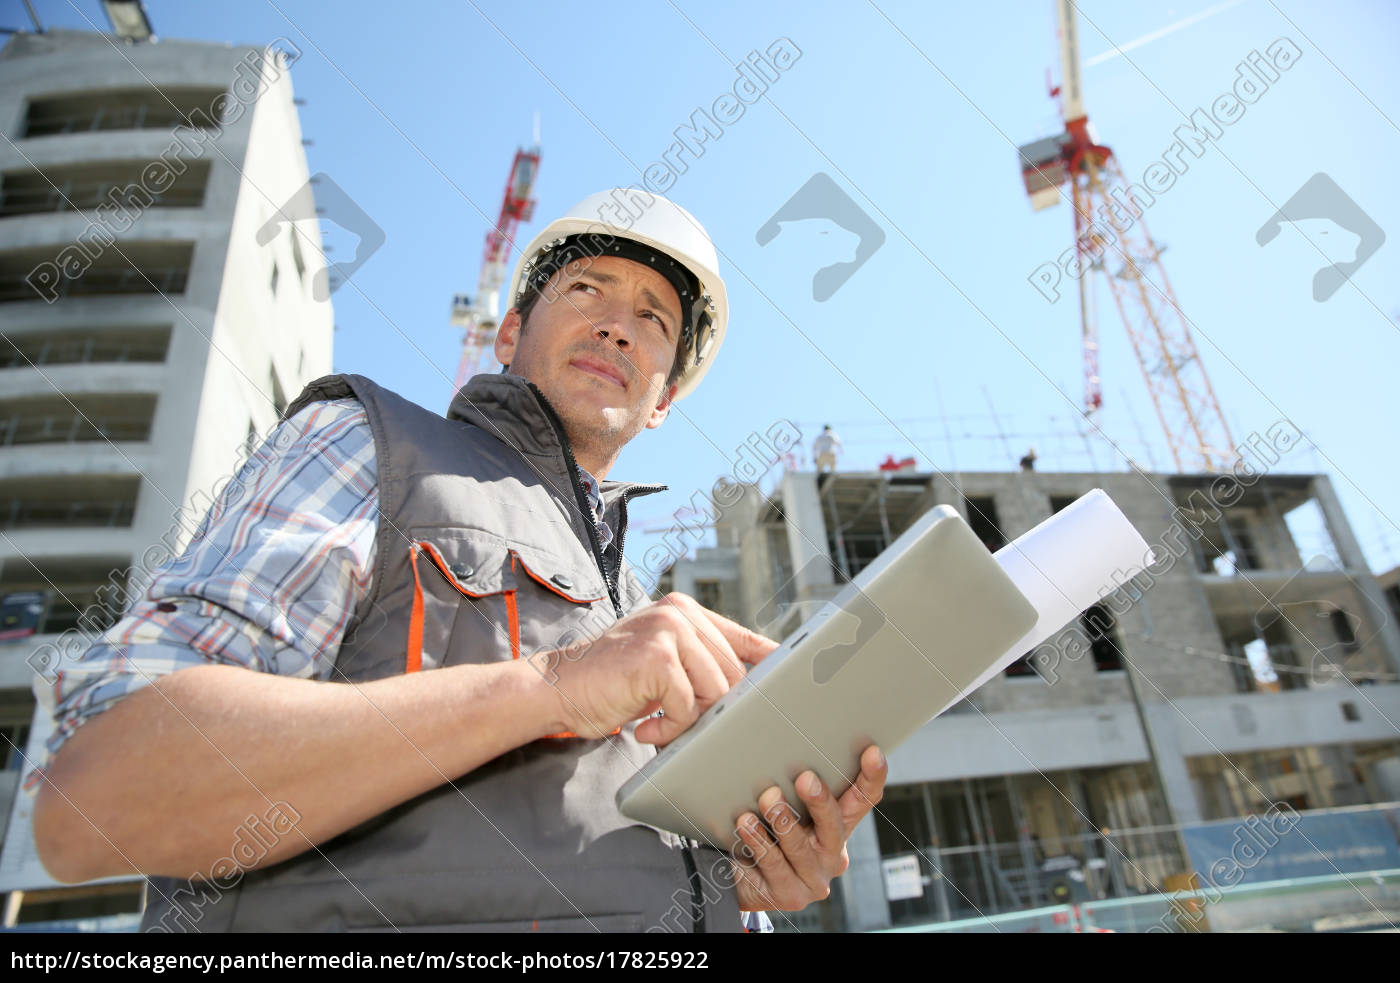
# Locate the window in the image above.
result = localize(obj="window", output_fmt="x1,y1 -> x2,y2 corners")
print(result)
1330,608 -> 1360,654
1082,604 -> 1123,672
1004,650 -> 1043,680
290,228 -> 307,281
2,722 -> 30,770
1223,515 -> 1261,571
694,579 -> 722,612
270,371 -> 287,418
963,496 -> 1005,552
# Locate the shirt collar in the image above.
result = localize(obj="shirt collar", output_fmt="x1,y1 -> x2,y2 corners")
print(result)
575,464 -> 613,551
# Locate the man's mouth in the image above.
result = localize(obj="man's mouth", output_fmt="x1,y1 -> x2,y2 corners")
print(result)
570,355 -> 627,389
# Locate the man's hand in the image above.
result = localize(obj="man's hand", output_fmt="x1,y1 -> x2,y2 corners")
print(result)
731,745 -> 888,912
545,592 -> 778,744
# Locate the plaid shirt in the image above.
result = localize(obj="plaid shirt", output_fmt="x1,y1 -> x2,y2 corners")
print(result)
40,398 -> 379,760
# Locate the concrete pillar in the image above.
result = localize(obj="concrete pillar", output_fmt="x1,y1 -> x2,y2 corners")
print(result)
1141,701 -> 1204,825
838,811 -> 891,932
780,471 -> 835,600
1312,476 -> 1400,679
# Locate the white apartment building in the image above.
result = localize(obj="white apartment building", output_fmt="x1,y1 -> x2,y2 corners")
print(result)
0,27 -> 331,924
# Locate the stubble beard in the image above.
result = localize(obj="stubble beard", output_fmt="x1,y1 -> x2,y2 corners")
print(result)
557,401 -> 646,475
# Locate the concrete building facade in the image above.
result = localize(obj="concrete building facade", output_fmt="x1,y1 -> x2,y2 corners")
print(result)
658,461 -> 1400,932
0,28 -> 331,923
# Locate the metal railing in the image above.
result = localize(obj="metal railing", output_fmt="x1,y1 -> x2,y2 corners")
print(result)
24,101 -> 222,138
882,868 -> 1400,934
0,412 -> 152,446
785,802 -> 1400,932
0,179 -> 205,217
1,499 -> 136,530
0,266 -> 189,302
2,336 -> 167,368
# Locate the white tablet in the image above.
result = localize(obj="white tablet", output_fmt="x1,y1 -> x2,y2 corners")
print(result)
616,504 -> 1039,851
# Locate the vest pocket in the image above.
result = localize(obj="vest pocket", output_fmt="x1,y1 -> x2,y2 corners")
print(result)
506,540 -> 621,740
405,531 -> 517,672
405,531 -> 621,740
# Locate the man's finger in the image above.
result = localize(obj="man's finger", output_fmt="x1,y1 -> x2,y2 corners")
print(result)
734,811 -> 806,910
796,770 -> 847,857
654,656 -> 702,737
692,602 -> 779,666
759,782 -> 833,900
838,745 -> 888,830
661,592 -> 774,679
685,606 -> 751,686
665,620 -> 735,710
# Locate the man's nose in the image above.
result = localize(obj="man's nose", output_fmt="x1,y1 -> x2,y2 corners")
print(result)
591,302 -> 636,349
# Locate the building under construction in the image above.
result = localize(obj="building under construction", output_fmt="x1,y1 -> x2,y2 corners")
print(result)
657,461 -> 1400,932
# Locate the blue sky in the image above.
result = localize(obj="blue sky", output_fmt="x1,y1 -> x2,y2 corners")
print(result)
13,0 -> 1399,575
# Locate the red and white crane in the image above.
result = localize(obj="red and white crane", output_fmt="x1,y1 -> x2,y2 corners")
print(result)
451,144 -> 541,392
1017,0 -> 1235,472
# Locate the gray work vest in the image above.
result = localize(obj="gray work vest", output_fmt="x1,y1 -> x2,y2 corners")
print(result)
141,373 -> 743,933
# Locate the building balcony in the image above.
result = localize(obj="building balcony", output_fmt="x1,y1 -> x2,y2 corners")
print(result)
20,86 -> 226,138
0,241 -> 193,304
0,160 -> 211,217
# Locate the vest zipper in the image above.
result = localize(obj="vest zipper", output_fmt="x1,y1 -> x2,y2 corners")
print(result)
525,383 -> 624,618
525,385 -> 706,927
613,484 -> 665,571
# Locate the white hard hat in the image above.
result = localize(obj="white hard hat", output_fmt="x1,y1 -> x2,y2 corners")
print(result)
507,189 -> 728,400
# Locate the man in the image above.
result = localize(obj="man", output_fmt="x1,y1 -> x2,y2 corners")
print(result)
813,425 -> 842,474
32,190 -> 886,933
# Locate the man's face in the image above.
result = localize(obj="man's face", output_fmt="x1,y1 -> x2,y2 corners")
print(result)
494,254 -> 682,459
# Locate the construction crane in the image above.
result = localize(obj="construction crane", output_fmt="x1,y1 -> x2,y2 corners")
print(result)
450,144 -> 541,392
1017,0 -> 1235,473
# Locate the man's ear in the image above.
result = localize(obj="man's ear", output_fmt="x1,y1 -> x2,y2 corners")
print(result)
646,382 -> 678,430
494,308 -> 523,367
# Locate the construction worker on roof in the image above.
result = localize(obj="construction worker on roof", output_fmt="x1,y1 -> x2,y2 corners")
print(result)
33,190 -> 887,933
813,424 -> 843,474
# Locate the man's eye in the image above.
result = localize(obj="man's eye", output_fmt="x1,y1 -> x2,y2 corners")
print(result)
572,282 -> 599,296
642,311 -> 669,332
